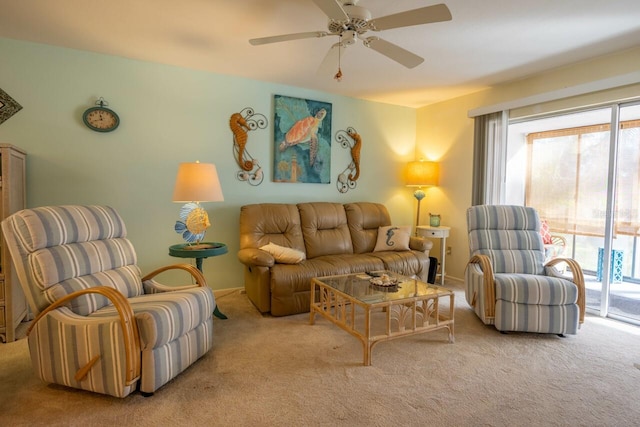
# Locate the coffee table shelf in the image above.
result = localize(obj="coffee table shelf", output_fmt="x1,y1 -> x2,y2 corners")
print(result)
310,272 -> 454,366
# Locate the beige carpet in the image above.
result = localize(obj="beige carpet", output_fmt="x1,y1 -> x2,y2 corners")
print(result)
1,282 -> 640,427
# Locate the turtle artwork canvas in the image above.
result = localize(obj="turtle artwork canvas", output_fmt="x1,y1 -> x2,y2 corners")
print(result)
273,95 -> 332,183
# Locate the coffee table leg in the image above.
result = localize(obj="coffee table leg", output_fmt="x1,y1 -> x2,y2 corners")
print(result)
363,308 -> 372,366
363,342 -> 371,366
448,294 -> 455,342
310,280 -> 317,324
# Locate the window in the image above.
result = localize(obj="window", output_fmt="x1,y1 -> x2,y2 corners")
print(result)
526,119 -> 640,239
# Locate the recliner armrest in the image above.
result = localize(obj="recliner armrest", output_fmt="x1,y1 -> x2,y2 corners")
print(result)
545,257 -> 586,324
467,254 -> 496,320
237,248 -> 275,267
141,264 -> 207,287
28,286 -> 141,386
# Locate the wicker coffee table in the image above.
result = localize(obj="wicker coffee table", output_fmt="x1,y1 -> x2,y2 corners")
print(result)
310,272 -> 454,365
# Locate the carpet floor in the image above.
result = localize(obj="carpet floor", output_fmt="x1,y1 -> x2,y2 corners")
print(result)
1,282 -> 639,426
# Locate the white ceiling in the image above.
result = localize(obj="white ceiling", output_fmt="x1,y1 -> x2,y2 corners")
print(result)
1,0 -> 640,108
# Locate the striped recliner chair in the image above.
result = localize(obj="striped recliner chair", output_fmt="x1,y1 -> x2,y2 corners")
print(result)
465,205 -> 585,335
1,205 -> 215,397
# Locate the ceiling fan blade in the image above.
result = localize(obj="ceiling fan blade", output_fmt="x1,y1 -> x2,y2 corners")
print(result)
317,41 -> 347,76
369,4 -> 452,31
363,37 -> 424,69
311,0 -> 349,22
249,31 -> 330,46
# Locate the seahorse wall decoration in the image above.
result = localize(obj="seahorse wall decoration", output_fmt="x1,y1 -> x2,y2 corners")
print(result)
229,107 -> 268,186
335,126 -> 362,193
229,113 -> 252,171
347,128 -> 361,181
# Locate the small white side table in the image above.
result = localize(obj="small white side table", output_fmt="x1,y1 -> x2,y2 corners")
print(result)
416,225 -> 451,286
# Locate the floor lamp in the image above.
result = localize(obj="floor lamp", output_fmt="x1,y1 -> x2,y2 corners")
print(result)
406,160 -> 439,234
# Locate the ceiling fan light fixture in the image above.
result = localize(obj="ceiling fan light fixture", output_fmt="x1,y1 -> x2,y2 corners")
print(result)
341,29 -> 357,45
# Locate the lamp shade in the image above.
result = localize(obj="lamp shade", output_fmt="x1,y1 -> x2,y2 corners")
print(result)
172,162 -> 224,202
405,160 -> 439,187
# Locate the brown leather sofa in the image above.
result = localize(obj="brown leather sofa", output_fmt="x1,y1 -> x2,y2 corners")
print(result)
237,202 -> 433,316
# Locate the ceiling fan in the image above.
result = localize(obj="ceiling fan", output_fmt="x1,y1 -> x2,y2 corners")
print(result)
249,0 -> 452,73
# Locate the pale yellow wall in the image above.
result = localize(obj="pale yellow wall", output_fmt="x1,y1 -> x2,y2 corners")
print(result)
0,38 -> 418,290
417,45 -> 640,282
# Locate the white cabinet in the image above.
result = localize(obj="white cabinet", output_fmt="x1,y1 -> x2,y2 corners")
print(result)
0,144 -> 27,342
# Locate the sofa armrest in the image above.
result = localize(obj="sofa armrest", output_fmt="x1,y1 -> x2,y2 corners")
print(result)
409,236 -> 433,253
238,248 -> 275,268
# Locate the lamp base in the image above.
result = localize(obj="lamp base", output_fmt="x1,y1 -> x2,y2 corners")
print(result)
413,190 -> 426,235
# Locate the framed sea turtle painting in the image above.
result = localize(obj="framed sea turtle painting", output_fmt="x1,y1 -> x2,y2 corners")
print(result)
273,94 -> 332,183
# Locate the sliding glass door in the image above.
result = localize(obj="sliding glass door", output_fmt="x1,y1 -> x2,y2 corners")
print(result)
505,101 -> 640,325
608,103 -> 640,321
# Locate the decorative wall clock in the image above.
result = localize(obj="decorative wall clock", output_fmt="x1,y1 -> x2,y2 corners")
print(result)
83,97 -> 120,132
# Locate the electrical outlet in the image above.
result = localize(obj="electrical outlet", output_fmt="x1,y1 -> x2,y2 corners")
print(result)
446,246 -> 452,255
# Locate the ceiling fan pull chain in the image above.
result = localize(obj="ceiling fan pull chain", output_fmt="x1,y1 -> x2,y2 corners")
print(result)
334,34 -> 343,82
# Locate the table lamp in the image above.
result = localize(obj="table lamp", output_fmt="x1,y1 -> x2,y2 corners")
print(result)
172,161 -> 224,249
406,160 -> 439,233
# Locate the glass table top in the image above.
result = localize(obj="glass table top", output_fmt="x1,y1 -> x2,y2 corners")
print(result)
314,271 -> 451,305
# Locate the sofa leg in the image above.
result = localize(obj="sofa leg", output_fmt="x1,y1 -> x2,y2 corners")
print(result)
140,391 -> 154,397
557,334 -> 566,338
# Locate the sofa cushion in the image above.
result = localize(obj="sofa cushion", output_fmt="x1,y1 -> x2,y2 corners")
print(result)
344,202 -> 392,253
368,250 -> 429,281
239,204 -> 306,252
373,226 -> 411,251
269,255 -> 386,316
298,202 -> 353,258
260,242 -> 306,264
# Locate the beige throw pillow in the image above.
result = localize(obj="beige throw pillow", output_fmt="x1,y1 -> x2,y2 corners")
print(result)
260,242 -> 306,264
373,226 -> 411,252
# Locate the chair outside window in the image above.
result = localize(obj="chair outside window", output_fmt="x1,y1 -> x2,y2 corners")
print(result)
540,218 -> 567,262
465,205 -> 585,335
1,205 -> 215,397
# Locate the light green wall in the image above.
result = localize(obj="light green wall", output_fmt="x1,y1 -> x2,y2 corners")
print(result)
0,37 -> 419,290
5,37 -> 637,290
417,46 -> 640,282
